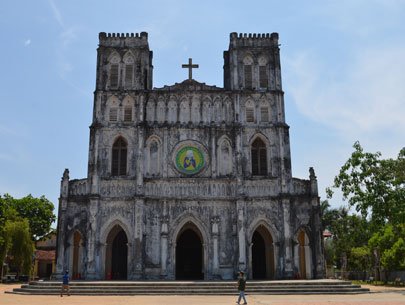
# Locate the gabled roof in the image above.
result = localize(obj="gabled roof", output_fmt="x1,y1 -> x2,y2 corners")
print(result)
153,79 -> 222,92
35,250 -> 55,261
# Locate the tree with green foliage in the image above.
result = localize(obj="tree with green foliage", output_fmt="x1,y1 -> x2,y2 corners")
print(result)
0,194 -> 55,240
326,142 -> 405,278
323,206 -> 371,270
327,142 -> 405,228
4,219 -> 34,276
0,194 -> 55,279
369,224 -> 405,272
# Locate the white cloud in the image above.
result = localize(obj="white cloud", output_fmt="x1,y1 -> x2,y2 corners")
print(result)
60,27 -> 78,48
48,0 -> 64,28
285,45 -> 405,137
24,39 -> 31,46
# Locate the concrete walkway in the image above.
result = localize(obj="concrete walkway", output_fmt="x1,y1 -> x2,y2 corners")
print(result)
2,284 -> 405,305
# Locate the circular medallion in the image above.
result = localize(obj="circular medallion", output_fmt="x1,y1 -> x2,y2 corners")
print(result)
175,146 -> 205,175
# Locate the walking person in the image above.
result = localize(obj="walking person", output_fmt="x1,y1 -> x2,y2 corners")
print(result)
60,270 -> 70,297
236,271 -> 247,304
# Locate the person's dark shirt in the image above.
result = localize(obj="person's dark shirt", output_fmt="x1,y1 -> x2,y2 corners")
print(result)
62,274 -> 69,285
238,276 -> 246,291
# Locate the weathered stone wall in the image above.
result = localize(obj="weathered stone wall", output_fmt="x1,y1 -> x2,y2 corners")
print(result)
55,32 -> 325,281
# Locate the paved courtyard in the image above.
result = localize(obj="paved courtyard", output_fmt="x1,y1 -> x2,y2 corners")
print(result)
1,284 -> 405,305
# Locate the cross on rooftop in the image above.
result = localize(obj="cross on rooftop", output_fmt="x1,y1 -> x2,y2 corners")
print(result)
182,58 -> 199,80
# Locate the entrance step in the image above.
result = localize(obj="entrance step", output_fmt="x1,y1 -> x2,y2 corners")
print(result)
8,279 -> 369,295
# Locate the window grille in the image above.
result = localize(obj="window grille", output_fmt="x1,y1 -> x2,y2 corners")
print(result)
244,65 -> 252,89
110,64 -> 119,87
246,107 -> 254,123
124,107 -> 132,122
259,65 -> 268,89
112,138 -> 127,176
125,64 -> 133,87
260,107 -> 269,122
109,107 -> 118,122
251,138 -> 267,176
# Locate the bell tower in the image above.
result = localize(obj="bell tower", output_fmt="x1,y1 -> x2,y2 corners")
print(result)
96,32 -> 153,91
223,32 -> 281,91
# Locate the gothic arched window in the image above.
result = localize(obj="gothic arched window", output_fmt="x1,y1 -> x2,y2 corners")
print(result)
251,138 -> 267,176
112,137 -> 127,176
218,138 -> 232,176
243,56 -> 254,89
258,56 -> 269,89
149,140 -> 160,176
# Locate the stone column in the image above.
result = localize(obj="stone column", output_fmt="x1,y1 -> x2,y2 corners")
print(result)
163,127 -> 168,178
211,129 -> 217,177
55,169 -> 69,279
282,198 -> 293,278
236,200 -> 246,272
309,167 -> 325,278
160,214 -> 169,278
248,242 -> 253,279
211,216 -> 220,275
86,196 -> 99,279
133,198 -> 144,279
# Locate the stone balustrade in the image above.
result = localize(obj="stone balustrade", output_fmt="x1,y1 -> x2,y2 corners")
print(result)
69,179 -> 88,196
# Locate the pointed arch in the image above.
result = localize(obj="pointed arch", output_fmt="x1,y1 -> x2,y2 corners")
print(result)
179,97 -> 190,123
170,213 -> 209,280
123,51 -> 135,88
71,230 -> 84,279
258,55 -> 269,89
105,223 -> 129,280
294,227 -> 312,279
123,51 -> 135,64
250,134 -> 269,176
122,95 -> 135,122
213,97 -> 222,123
107,52 -> 121,88
202,97 -> 211,123
191,96 -> 201,123
243,55 -> 254,89
107,95 -> 120,122
157,97 -> 166,123
245,99 -> 255,123
217,136 -> 233,176
145,135 -> 162,176
146,99 -> 156,122
168,98 -> 177,123
100,218 -> 132,280
223,97 -> 233,122
66,230 -> 85,280
259,97 -> 270,123
111,136 -> 128,176
247,219 -> 278,280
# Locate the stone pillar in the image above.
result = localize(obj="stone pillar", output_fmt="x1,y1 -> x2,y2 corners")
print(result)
160,214 -> 169,278
86,196 -> 99,279
55,169 -> 69,279
211,216 -> 220,275
163,127 -> 168,178
282,199 -> 293,278
309,167 -> 325,278
133,198 -> 144,278
236,200 -> 246,272
211,129 -> 217,177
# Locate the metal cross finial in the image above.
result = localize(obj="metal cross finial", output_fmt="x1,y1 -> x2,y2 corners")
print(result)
182,58 -> 199,80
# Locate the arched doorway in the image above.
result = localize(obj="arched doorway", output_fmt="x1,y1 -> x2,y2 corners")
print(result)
105,225 -> 128,280
175,223 -> 204,280
251,225 -> 275,279
298,230 -> 311,279
72,231 -> 83,279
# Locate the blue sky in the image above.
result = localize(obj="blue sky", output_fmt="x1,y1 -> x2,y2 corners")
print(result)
0,0 -> 404,221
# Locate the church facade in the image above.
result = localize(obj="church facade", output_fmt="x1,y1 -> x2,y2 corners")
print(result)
55,32 -> 325,280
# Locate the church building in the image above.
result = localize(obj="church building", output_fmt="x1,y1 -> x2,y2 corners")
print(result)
55,32 -> 325,280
